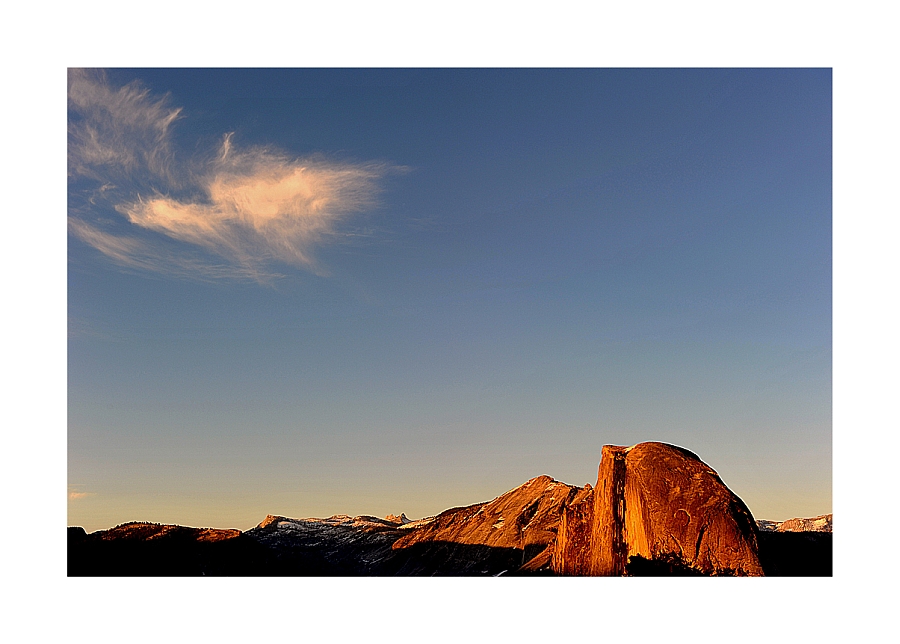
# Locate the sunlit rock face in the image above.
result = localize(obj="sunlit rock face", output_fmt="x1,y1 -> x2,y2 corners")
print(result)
550,484 -> 594,575
69,443 -> 776,576
552,442 -> 764,576
389,475 -> 584,575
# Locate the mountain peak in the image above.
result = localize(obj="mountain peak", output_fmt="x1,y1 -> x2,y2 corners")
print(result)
257,515 -> 284,529
385,513 -> 411,524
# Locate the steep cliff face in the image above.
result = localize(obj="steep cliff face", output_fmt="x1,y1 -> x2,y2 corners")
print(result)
591,445 -> 629,575
549,484 -> 593,575
553,442 -> 764,576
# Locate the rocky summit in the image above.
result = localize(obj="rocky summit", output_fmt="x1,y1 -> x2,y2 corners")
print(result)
68,442 -> 830,576
552,442 -> 764,576
388,475 -> 586,575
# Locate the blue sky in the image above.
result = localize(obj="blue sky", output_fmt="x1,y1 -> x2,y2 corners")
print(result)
68,68 -> 831,531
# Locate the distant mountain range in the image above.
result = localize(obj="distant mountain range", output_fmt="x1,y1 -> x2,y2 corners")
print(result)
757,514 -> 832,533
68,442 -> 832,576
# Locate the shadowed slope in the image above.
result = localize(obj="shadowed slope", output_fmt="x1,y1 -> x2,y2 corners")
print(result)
67,523 -> 274,576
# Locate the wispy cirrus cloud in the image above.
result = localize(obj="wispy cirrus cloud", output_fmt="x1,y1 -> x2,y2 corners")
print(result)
68,490 -> 95,500
68,70 -> 393,281
68,68 -> 182,187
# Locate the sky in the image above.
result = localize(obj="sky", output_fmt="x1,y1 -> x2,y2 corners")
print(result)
67,68 -> 831,532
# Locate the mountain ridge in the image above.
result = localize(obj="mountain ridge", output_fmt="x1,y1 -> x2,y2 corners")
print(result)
756,514 -> 832,533
68,444 -> 832,576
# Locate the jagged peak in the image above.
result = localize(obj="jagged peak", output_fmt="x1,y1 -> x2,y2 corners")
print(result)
385,513 -> 411,524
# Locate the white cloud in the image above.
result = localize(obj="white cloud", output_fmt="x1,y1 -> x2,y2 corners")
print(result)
68,491 -> 94,500
68,70 -> 392,281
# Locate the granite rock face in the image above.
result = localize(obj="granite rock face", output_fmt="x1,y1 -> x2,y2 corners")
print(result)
390,475 -> 583,574
549,483 -> 594,575
552,442 -> 764,576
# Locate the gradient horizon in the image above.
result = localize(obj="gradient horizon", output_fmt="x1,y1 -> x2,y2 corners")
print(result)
68,68 -> 831,533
